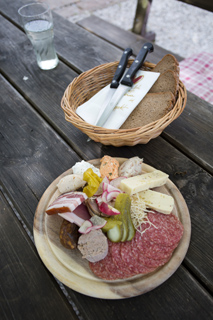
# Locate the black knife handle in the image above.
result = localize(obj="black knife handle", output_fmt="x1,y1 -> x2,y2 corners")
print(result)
110,48 -> 133,89
121,42 -> 154,87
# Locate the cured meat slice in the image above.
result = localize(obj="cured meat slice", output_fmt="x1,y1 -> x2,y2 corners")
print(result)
140,212 -> 184,247
57,212 -> 85,227
107,242 -> 136,279
46,192 -> 88,215
137,250 -> 171,269
130,237 -> 157,274
104,255 -> 127,280
111,242 -> 122,268
89,258 -> 109,280
120,241 -> 139,273
120,239 -> 156,275
89,212 -> 184,281
90,242 -> 127,280
134,231 -> 175,260
114,242 -> 137,277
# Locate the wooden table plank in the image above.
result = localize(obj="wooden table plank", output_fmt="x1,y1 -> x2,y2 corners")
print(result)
0,0 -> 123,72
0,190 -> 80,320
0,13 -> 212,176
0,15 -> 212,292
0,75 -> 81,229
77,15 -> 184,63
0,77 -> 213,320
162,90 -> 213,174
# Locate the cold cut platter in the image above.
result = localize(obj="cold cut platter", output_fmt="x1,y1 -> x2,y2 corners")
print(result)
33,157 -> 191,299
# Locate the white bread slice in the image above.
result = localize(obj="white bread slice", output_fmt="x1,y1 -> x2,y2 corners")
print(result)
151,54 -> 180,76
149,70 -> 179,97
120,91 -> 175,129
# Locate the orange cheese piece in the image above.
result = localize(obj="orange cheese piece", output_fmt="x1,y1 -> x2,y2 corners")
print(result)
100,156 -> 119,180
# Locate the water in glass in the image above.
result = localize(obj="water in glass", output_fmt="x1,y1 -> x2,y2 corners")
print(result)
24,19 -> 58,70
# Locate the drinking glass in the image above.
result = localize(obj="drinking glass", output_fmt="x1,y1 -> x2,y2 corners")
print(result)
18,2 -> 58,70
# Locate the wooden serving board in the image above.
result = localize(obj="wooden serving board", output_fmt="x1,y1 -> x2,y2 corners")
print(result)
33,158 -> 191,299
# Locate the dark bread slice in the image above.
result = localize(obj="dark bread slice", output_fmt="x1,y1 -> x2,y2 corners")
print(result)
149,70 -> 179,97
151,54 -> 180,76
120,91 -> 175,129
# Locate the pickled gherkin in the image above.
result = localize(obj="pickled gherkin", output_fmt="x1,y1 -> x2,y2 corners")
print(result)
115,193 -> 136,241
106,193 -> 135,242
101,219 -> 122,232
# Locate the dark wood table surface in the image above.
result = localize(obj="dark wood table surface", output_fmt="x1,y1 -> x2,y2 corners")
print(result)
0,0 -> 213,319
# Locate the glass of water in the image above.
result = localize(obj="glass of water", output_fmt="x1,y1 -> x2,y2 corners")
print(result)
18,2 -> 58,70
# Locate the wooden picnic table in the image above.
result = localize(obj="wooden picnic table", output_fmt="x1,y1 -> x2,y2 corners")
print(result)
0,0 -> 212,319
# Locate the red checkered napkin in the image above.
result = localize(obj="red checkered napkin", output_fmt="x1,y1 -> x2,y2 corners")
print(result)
180,52 -> 213,105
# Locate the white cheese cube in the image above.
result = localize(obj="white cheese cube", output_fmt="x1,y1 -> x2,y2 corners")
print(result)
120,170 -> 168,195
137,189 -> 174,214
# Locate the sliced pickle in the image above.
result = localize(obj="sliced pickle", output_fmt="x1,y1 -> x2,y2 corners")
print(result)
107,224 -> 122,242
102,219 -> 122,232
114,193 -> 135,242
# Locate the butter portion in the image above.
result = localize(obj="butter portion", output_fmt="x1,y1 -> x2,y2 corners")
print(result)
120,170 -> 168,195
136,189 -> 174,214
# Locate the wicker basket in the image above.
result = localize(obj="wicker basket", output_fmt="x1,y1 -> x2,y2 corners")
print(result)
61,60 -> 187,146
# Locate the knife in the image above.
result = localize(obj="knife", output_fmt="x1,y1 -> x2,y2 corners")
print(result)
95,42 -> 154,128
94,47 -> 133,123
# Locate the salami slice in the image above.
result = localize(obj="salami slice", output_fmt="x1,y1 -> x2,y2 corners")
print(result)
111,242 -> 136,278
89,241 -> 131,280
105,242 -> 126,279
129,237 -> 156,273
137,250 -> 171,268
111,242 -> 122,268
120,241 -> 139,275
135,231 -> 175,260
89,257 -> 109,280
142,212 -> 184,247
89,212 -> 184,281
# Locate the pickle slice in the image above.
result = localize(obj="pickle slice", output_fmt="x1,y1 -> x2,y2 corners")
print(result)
107,224 -> 122,242
102,219 -> 122,232
114,193 -> 135,242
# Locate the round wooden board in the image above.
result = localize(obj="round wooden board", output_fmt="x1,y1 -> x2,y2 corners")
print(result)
33,158 -> 191,299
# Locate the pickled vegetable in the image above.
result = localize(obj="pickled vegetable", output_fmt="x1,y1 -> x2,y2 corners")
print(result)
114,193 -> 135,242
107,224 -> 122,242
102,218 -> 122,232
83,168 -> 102,197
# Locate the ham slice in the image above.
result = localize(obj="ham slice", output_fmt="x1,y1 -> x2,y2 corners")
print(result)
59,203 -> 91,227
46,192 -> 88,215
58,212 -> 85,227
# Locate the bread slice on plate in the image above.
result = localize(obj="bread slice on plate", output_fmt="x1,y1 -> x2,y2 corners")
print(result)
120,91 -> 175,129
149,70 -> 179,97
151,54 -> 180,76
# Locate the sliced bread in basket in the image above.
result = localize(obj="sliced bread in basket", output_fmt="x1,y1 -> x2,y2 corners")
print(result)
120,91 -> 175,129
149,70 -> 179,97
151,54 -> 180,76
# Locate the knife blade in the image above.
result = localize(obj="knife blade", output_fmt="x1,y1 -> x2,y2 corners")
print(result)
94,47 -> 133,122
95,42 -> 154,128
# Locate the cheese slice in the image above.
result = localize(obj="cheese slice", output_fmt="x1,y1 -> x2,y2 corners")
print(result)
136,189 -> 174,214
120,170 -> 168,195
